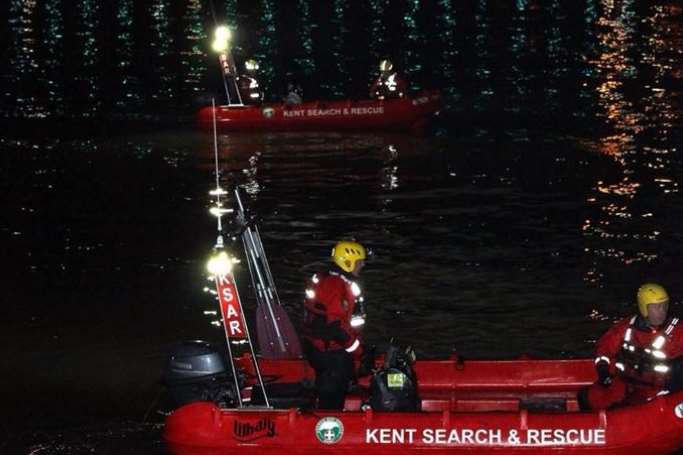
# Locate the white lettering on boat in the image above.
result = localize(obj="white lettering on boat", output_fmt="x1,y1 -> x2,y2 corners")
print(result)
348,106 -> 384,115
366,428 -> 417,444
422,429 -> 503,445
525,429 -> 605,445
363,428 -> 606,446
282,106 -> 385,118
283,109 -> 305,117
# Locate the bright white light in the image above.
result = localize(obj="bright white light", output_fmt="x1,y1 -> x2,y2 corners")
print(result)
350,315 -> 365,328
351,282 -> 362,297
212,26 -> 231,52
207,251 -> 232,276
654,365 -> 670,373
210,187 -> 228,196
209,206 -> 234,217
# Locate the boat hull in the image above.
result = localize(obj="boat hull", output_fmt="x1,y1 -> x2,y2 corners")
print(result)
196,91 -> 441,133
164,357 -> 683,454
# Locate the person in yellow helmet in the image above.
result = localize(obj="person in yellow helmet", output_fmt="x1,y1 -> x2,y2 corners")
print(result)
369,59 -> 407,100
302,240 -> 368,409
579,283 -> 683,410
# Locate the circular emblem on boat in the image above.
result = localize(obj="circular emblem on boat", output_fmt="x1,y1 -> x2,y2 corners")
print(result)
675,403 -> 683,419
315,417 -> 344,444
262,107 -> 275,119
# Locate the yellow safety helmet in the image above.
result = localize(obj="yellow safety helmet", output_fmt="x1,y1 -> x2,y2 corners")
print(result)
331,240 -> 366,273
379,59 -> 393,72
245,59 -> 259,72
637,282 -> 669,317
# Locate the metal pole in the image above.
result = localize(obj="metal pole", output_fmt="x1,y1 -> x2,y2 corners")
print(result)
229,272 -> 271,408
235,189 -> 287,353
218,278 -> 244,408
253,224 -> 281,304
209,91 -> 270,407
243,226 -> 286,350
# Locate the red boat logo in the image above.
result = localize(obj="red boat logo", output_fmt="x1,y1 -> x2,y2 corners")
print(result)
262,107 -> 275,119
233,417 -> 276,441
315,417 -> 344,444
676,403 -> 683,419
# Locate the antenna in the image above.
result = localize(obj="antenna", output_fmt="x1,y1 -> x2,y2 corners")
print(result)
209,98 -> 231,246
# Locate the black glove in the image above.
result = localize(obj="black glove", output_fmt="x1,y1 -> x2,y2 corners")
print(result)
596,361 -> 612,387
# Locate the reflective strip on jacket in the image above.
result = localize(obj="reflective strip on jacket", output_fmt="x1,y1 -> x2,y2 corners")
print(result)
302,270 -> 363,352
595,315 -> 683,387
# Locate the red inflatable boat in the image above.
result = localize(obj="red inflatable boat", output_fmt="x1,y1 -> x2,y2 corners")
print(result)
196,90 -> 441,133
164,354 -> 683,455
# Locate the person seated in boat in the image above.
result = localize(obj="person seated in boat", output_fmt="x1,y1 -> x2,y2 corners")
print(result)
579,283 -> 683,410
302,240 -> 367,409
237,58 -> 263,105
369,59 -> 407,100
284,82 -> 303,105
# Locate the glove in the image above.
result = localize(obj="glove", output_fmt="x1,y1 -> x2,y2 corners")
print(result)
596,361 -> 612,387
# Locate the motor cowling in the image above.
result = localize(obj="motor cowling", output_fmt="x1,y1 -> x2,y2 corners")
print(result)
162,340 -> 238,408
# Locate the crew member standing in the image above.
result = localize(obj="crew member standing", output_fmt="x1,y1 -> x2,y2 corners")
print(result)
237,59 -> 263,104
369,59 -> 407,100
580,283 -> 683,410
302,240 -> 367,409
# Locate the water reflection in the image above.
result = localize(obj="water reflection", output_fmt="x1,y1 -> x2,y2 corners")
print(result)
432,0 -> 457,101
179,0 -> 208,103
255,0 -> 277,96
379,144 -> 400,208
115,0 -> 141,111
368,0 -> 389,62
7,0 -> 43,118
583,0 -> 681,292
1,0 -> 681,120
149,0 -> 174,104
73,1 -> 100,115
294,0 -> 315,83
473,0 -> 493,105
44,0 -> 64,116
402,1 -> 424,87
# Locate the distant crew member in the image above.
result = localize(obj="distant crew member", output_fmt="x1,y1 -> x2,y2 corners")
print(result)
302,240 -> 368,409
369,59 -> 407,100
284,82 -> 303,105
237,59 -> 263,104
579,283 -> 683,410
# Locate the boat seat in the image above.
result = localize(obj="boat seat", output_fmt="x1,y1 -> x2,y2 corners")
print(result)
250,382 -> 316,409
345,396 -> 581,413
421,397 -> 581,413
451,399 -> 520,412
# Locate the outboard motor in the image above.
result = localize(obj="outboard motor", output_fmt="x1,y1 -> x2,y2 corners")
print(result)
162,340 -> 239,409
368,344 -> 419,411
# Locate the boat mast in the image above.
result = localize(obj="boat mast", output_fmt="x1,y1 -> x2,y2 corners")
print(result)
208,0 -> 244,106
206,99 -> 270,407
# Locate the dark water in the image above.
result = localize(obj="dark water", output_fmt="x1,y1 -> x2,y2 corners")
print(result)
2,1 -> 683,454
